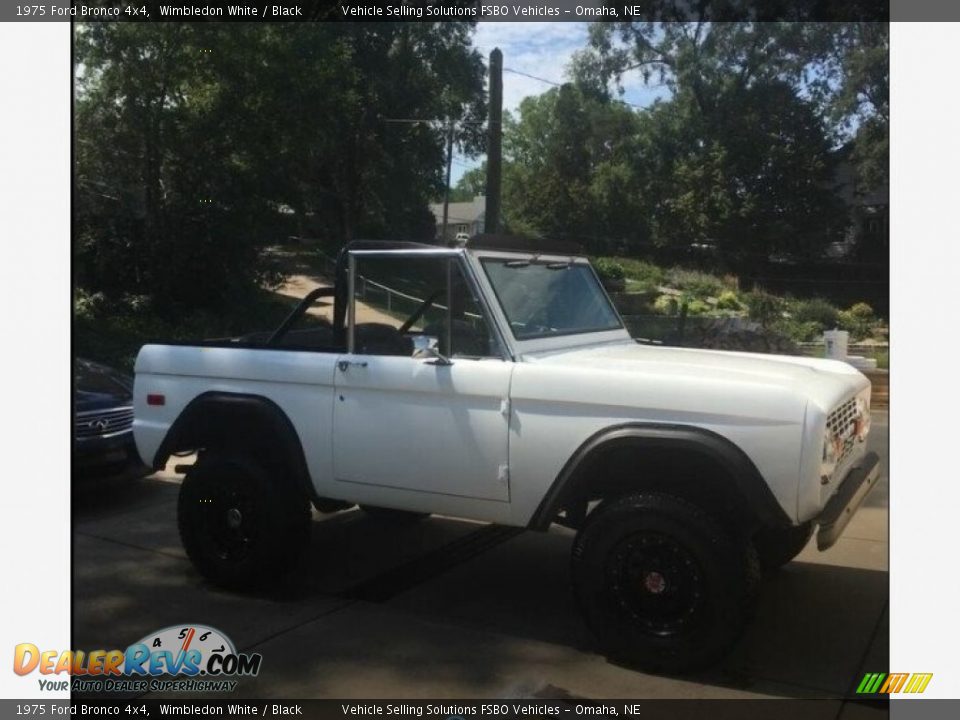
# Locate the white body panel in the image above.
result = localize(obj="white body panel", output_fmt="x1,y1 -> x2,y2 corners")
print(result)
133,248 -> 874,530
331,354 -> 513,502
135,337 -> 870,527
134,345 -> 339,495
509,340 -> 870,524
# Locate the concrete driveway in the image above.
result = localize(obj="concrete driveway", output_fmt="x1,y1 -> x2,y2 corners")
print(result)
72,412 -> 887,703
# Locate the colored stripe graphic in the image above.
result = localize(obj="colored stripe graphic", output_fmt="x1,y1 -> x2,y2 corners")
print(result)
856,673 -> 887,694
904,673 -> 933,693
857,672 -> 933,694
879,673 -> 908,693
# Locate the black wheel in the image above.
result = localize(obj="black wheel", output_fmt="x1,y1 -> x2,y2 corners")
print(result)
753,522 -> 814,573
359,505 -> 429,522
177,453 -> 310,590
571,493 -> 759,673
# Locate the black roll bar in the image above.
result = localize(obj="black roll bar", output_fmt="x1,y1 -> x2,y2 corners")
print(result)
266,286 -> 335,346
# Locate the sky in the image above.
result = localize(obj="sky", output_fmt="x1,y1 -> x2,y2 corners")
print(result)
451,22 -> 671,185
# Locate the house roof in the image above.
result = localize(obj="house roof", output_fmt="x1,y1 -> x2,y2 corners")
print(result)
429,195 -> 486,225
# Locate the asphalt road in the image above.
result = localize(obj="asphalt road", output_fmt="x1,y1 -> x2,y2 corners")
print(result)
71,412 -> 888,706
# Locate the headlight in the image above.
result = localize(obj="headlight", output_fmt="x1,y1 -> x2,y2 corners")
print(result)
821,428 -> 838,481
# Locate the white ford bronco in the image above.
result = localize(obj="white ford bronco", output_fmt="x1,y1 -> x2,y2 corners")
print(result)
133,237 -> 880,671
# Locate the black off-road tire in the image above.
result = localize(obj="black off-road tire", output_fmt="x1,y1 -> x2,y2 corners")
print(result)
571,493 -> 760,673
177,453 -> 310,590
359,505 -> 429,523
753,522 -> 814,573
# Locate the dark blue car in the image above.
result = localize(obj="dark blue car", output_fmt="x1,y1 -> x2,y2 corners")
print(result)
74,358 -> 148,477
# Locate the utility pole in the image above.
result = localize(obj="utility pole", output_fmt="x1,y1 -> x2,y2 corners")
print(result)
441,120 -> 454,244
485,47 -> 503,234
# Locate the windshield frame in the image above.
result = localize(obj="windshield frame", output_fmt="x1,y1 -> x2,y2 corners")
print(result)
471,250 -> 628,349
345,248 -> 512,361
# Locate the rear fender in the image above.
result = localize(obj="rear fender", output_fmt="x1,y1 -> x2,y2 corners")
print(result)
154,391 -> 316,503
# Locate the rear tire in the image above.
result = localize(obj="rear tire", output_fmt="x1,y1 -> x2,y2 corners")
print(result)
359,505 -> 429,523
177,453 -> 310,590
571,493 -> 759,673
754,522 -> 814,573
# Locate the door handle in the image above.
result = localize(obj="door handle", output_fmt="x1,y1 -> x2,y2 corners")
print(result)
337,360 -> 369,372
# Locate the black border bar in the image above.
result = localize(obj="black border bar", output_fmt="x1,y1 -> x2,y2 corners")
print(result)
3,1 -> 894,23
7,699 -> 897,719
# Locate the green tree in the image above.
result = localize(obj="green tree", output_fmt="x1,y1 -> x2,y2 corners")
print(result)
500,84 -> 645,251
808,22 -> 889,187
573,18 -> 888,186
76,23 -> 279,312
449,163 -> 486,202
573,21 -> 816,111
566,19 -> 856,271
275,23 -> 487,243
635,79 -> 847,270
75,23 -> 486,315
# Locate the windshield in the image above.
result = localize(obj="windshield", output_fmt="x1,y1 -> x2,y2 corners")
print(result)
480,258 -> 623,340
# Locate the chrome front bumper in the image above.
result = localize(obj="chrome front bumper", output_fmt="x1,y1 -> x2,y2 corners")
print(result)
816,451 -> 882,551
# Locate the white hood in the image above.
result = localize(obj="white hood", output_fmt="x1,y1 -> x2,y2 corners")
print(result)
522,340 -> 869,414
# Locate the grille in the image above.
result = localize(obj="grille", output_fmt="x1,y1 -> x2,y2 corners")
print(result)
826,398 -> 859,466
75,406 -> 134,440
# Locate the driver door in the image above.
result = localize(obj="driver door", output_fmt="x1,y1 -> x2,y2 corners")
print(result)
332,251 -> 513,502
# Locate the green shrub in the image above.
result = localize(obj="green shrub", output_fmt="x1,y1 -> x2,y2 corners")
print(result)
623,278 -> 657,293
654,294 -> 679,315
716,291 -> 742,311
598,257 -> 666,287
592,258 -> 626,281
775,318 -> 826,343
666,267 -> 725,298
744,289 -> 784,327
849,302 -> 875,319
74,289 -> 108,321
838,313 -> 869,340
685,299 -> 711,316
837,301 -> 877,340
791,297 -> 839,328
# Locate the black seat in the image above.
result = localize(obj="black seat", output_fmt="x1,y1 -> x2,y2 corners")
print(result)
354,323 -> 414,356
239,326 -> 336,350
280,327 -> 336,349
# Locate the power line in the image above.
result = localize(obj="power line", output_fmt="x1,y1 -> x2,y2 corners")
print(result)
503,67 -> 563,87
380,116 -> 485,127
503,67 -> 646,111
382,117 -> 442,125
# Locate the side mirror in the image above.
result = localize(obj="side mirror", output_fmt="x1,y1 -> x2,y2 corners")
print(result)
410,334 -> 438,353
414,345 -> 454,366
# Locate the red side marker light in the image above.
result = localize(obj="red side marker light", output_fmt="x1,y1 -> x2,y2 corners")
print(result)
147,394 -> 165,406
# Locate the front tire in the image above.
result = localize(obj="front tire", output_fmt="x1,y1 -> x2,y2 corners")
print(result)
177,453 -> 310,590
571,493 -> 759,672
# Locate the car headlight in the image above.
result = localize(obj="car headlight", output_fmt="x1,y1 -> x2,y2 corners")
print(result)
821,428 -> 839,481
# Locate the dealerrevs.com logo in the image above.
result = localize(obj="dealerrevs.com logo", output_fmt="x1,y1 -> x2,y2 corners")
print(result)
14,624 -> 262,693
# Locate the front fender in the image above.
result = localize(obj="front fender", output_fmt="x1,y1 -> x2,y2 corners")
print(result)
526,423 -> 792,531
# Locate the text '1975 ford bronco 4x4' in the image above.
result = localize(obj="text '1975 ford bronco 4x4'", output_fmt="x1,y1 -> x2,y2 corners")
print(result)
133,237 -> 880,671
